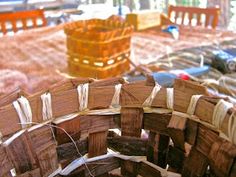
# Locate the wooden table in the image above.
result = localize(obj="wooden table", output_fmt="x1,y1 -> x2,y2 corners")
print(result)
0,24 -> 236,95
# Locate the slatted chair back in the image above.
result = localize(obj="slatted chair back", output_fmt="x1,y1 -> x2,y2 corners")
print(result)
0,9 -> 47,35
168,5 -> 220,29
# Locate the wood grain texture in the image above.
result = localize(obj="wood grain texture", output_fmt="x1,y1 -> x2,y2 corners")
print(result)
88,131 -> 108,158
5,131 -> 37,174
0,145 -> 13,177
121,108 -> 143,137
17,168 -> 41,177
28,125 -> 58,177
182,148 -> 208,177
107,135 -> 147,156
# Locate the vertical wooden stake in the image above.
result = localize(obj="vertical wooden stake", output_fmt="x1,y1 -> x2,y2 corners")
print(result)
121,108 -> 143,137
147,132 -> 169,168
88,131 -> 108,158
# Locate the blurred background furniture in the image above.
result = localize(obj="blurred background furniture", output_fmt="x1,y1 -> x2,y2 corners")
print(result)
168,5 -> 220,28
0,9 -> 47,35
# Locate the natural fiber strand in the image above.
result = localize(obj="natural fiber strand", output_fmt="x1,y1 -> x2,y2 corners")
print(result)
41,92 -> 53,121
13,96 -> 32,129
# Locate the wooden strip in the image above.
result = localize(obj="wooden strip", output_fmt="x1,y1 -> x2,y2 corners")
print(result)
54,115 -> 80,145
167,146 -> 185,173
230,161 -> 236,177
66,157 -> 120,177
138,161 -> 162,177
173,79 -> 208,113
120,160 -> 138,177
168,114 -> 187,130
195,124 -> 219,157
5,131 -> 37,174
52,88 -> 79,118
0,105 -> 22,137
88,131 -> 108,158
35,143 -> 58,177
49,78 -> 92,93
121,108 -> 143,137
120,83 -> 153,108
168,128 -> 185,151
208,138 -> 236,177
17,168 -> 41,177
0,88 -> 28,107
28,93 -> 43,124
107,135 -> 147,156
90,77 -> 125,87
28,125 -> 55,150
80,115 -> 117,138
88,86 -> 115,109
28,125 -> 58,177
182,148 -> 208,177
185,120 -> 199,145
147,132 -> 169,168
144,113 -> 171,135
57,138 -> 88,162
0,145 -> 13,177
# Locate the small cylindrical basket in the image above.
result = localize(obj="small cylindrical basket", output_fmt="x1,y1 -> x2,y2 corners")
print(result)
64,16 -> 134,79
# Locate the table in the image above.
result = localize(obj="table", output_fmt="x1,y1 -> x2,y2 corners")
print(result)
0,24 -> 236,95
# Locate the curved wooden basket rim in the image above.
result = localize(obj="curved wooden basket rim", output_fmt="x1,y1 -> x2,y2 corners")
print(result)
0,78 -> 235,176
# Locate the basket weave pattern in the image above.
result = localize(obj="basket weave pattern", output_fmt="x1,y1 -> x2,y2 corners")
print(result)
64,17 -> 133,79
0,78 -> 236,177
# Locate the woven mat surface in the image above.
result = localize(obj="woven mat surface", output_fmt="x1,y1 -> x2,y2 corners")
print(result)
0,24 -> 236,95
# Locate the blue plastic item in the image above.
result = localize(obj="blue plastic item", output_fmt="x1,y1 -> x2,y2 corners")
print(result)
126,66 -> 210,86
152,66 -> 210,87
162,25 -> 179,40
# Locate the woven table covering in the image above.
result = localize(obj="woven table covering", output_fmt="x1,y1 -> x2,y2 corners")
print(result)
0,23 -> 236,95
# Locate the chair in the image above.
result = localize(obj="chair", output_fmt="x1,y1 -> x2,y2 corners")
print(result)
167,5 -> 220,29
0,9 -> 47,35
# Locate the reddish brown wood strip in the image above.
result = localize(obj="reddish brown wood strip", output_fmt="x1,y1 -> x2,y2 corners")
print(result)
5,131 -> 37,174
121,108 -> 143,137
182,148 -> 208,177
0,145 -> 13,177
88,131 -> 108,158
17,168 -> 41,177
208,138 -> 236,177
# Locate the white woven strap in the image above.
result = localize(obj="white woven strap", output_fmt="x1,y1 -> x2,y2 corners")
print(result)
13,96 -> 32,129
187,95 -> 202,115
110,84 -> 122,108
166,88 -> 174,109
77,83 -> 89,111
212,99 -> 233,129
48,166 -> 62,177
143,84 -> 161,107
228,111 -> 236,144
41,92 -> 53,121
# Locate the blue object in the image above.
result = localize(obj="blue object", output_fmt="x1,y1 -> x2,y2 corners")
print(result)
126,66 -> 210,86
152,66 -> 210,87
162,25 -> 179,40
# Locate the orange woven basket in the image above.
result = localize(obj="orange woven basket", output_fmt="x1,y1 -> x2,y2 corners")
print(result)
64,16 -> 134,79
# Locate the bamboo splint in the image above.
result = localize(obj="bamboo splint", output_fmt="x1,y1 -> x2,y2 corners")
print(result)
0,77 -> 236,177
